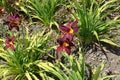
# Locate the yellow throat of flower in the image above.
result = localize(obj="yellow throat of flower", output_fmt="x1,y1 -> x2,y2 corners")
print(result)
69,28 -> 74,34
9,41 -> 13,45
14,21 -> 19,24
11,21 -> 19,27
63,42 -> 69,47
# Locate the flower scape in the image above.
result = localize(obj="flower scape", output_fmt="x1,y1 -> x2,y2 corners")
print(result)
0,0 -> 120,80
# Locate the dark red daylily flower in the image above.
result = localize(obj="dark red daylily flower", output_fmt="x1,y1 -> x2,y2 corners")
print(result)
7,0 -> 15,4
7,0 -> 20,5
4,36 -> 15,51
59,19 -> 80,40
0,7 -> 5,16
5,12 -> 21,31
56,36 -> 74,55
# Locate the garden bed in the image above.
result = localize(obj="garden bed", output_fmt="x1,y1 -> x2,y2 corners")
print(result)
0,0 -> 120,80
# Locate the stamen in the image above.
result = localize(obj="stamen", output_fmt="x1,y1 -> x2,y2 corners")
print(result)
63,42 -> 69,47
9,41 -> 13,45
69,28 -> 74,34
11,21 -> 19,27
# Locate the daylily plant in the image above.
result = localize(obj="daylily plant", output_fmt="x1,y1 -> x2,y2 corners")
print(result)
4,36 -> 15,51
5,11 -> 21,31
59,19 -> 80,40
57,36 -> 74,55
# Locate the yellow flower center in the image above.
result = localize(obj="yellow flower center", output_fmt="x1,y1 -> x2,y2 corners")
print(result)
63,42 -> 69,47
11,21 -> 19,27
9,41 -> 13,45
69,28 -> 74,34
14,21 -> 19,24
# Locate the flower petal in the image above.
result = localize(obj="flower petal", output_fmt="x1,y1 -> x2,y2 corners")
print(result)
5,36 -> 10,44
11,36 -> 15,41
63,34 -> 73,41
69,41 -> 74,46
57,46 -> 63,53
71,19 -> 78,28
60,25 -> 70,33
15,17 -> 21,22
10,45 -> 15,51
65,47 -> 71,55
57,38 -> 64,45
73,27 -> 80,33
4,45 -> 10,50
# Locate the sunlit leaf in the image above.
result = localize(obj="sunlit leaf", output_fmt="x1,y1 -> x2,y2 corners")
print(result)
100,38 -> 119,47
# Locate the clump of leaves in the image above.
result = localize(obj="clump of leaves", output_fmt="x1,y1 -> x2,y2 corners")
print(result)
26,0 -> 67,27
38,51 -> 120,80
73,0 -> 120,46
0,27 -> 55,79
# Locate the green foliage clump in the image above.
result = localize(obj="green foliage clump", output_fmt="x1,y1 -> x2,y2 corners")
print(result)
73,0 -> 120,46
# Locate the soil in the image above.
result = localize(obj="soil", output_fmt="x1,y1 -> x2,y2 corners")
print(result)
85,43 -> 120,80
84,7 -> 120,79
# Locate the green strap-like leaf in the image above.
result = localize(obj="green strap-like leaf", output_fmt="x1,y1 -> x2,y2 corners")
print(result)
100,74 -> 120,80
100,38 -> 119,47
25,71 -> 32,80
92,62 -> 104,80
